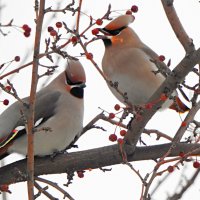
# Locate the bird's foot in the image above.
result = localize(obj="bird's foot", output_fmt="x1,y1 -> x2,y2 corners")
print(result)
50,149 -> 67,160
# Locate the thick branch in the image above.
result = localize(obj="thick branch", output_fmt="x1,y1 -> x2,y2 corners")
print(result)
0,143 -> 200,185
161,0 -> 194,53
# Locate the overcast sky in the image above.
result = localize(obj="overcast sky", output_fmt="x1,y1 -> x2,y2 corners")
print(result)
1,0 -> 200,199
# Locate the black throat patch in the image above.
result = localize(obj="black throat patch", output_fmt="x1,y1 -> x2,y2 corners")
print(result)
70,87 -> 84,99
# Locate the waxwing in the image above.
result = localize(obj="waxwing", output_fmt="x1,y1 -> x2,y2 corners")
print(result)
99,15 -> 189,112
0,60 -> 86,159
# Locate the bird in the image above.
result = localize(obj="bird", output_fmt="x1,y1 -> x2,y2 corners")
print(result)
98,14 -> 189,112
0,60 -> 86,160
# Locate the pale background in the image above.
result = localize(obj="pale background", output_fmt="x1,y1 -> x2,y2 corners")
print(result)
0,0 -> 200,199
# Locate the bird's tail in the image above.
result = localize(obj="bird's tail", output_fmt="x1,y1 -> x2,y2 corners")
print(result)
169,96 -> 190,113
0,143 -> 10,160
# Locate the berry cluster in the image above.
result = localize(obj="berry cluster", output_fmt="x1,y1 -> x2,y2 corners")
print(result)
107,104 -> 127,144
22,24 -> 31,37
166,153 -> 200,174
47,21 -> 63,37
143,93 -> 168,111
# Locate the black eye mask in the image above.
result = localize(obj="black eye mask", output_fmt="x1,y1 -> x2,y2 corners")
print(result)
102,26 -> 127,36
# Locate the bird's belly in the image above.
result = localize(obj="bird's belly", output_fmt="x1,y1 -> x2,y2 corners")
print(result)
107,72 -> 165,106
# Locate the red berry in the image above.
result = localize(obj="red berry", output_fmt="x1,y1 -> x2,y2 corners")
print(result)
181,121 -> 187,127
117,138 -> 124,144
3,99 -> 9,106
56,22 -> 62,28
179,152 -> 185,158
22,24 -> 31,33
167,165 -> 174,173
96,19 -> 103,25
50,30 -> 57,37
158,55 -> 165,62
114,104 -> 120,111
120,130 -> 127,137
131,5 -> 138,13
160,93 -> 167,101
25,27 -> 31,33
109,134 -> 117,142
24,31 -> 30,37
14,56 -> 20,62
193,161 -> 200,168
85,53 -> 93,60
0,184 -> 9,192
108,113 -> 115,119
22,24 -> 31,35
91,28 -> 99,35
5,85 -> 11,92
77,171 -> 84,178
145,103 -> 153,109
126,10 -> 132,15
48,26 -> 54,32
71,36 -> 78,44
22,24 -> 29,31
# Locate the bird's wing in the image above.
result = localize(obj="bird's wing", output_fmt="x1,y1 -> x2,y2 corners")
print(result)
0,89 -> 62,147
141,44 -> 159,59
141,45 -> 172,77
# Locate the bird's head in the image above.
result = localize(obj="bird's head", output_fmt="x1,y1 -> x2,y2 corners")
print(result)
98,15 -> 136,46
65,60 -> 86,98
99,15 -> 135,36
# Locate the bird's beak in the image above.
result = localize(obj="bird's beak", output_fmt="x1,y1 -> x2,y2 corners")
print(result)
79,82 -> 86,88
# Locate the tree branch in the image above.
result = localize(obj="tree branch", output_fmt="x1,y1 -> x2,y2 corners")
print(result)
161,0 -> 194,53
0,143 -> 200,186
26,0 -> 46,198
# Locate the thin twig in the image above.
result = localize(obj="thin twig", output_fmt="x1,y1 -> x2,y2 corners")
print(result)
35,177 -> 75,200
168,168 -> 200,200
76,0 -> 82,33
34,181 -> 56,200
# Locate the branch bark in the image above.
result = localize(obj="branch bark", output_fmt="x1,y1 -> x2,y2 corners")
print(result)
161,0 -> 194,53
0,143 -> 200,186
26,0 -> 45,199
